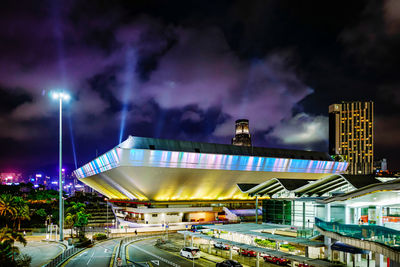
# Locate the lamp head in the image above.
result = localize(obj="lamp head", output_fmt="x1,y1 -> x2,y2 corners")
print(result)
50,90 -> 71,102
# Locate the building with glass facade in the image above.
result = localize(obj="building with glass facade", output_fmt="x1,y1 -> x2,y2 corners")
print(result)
329,101 -> 374,174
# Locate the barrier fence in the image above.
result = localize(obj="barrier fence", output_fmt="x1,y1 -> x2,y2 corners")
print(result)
42,246 -> 84,267
315,217 -> 400,250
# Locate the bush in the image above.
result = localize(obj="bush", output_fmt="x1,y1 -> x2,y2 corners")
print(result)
280,244 -> 296,252
92,233 -> 107,240
16,254 -> 32,267
254,238 -> 276,248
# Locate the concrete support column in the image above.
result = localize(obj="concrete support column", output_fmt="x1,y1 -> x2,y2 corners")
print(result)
325,203 -> 331,222
305,246 -> 309,258
346,252 -> 351,266
276,241 -> 280,251
324,236 -> 331,261
303,202 -> 306,229
191,236 -> 193,247
375,253 -> 384,267
345,205 -> 351,224
184,234 -> 186,246
356,208 -> 361,224
256,252 -> 260,267
229,247 -> 233,260
355,254 -> 361,265
376,206 -> 383,226
339,251 -> 344,263
208,240 -> 211,253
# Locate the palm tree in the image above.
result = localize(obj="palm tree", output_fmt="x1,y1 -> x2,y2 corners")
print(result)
13,197 -> 30,231
0,194 -> 18,227
0,227 -> 27,262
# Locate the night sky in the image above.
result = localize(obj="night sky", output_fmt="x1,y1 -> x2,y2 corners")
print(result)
1,0 -> 399,175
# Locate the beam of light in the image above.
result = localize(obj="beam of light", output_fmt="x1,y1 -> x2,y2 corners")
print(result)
68,112 -> 78,170
119,47 -> 135,144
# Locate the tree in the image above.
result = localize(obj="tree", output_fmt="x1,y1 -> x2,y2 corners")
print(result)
75,211 -> 90,239
65,202 -> 91,239
0,227 -> 27,265
0,194 -> 18,227
35,208 -> 47,218
13,197 -> 30,231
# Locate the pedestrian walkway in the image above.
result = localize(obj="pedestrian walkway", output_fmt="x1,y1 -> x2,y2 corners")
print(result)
16,241 -> 65,267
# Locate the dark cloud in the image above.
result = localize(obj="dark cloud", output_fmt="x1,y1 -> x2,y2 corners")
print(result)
0,0 -> 399,174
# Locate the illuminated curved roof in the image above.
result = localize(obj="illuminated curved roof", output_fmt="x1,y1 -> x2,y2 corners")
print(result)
73,136 -> 348,201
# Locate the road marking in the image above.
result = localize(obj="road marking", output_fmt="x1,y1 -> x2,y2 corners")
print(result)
109,244 -> 118,267
130,244 -> 180,267
87,249 -> 96,265
151,260 -> 160,265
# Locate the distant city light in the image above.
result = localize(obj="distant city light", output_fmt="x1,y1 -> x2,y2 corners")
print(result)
30,178 -> 35,182
34,185 -> 39,188
36,174 -> 42,177
51,181 -> 58,184
62,168 -> 65,172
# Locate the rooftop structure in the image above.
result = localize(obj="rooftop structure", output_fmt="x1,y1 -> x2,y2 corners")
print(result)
232,119 -> 252,146
74,136 -> 348,201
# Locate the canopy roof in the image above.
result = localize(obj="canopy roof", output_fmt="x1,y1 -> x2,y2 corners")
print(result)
237,174 -> 382,198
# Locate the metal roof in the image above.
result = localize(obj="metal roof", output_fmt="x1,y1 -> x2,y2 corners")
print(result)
120,136 -> 333,161
238,178 -> 312,197
178,230 -> 337,267
294,174 -> 382,197
202,223 -> 324,247
320,177 -> 400,204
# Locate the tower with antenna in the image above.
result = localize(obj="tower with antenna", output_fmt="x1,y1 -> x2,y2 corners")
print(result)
232,119 -> 252,146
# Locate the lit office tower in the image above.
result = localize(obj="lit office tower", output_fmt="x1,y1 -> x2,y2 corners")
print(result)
232,119 -> 252,146
329,101 -> 374,174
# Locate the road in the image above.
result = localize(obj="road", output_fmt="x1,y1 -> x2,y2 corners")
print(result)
17,241 -> 65,267
126,237 -> 214,267
63,238 -> 121,267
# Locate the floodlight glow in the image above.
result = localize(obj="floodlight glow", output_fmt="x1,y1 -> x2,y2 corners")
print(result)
62,93 -> 71,101
51,92 -> 59,99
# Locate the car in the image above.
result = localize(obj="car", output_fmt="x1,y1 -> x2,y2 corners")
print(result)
180,247 -> 201,259
298,263 -> 312,267
239,249 -> 257,257
216,260 -> 243,267
214,242 -> 230,250
263,255 -> 290,265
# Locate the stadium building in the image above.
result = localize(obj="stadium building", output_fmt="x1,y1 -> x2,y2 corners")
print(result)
73,136 -> 348,225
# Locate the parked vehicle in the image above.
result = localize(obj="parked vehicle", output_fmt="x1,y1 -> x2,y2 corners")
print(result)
297,263 -> 312,267
180,247 -> 201,259
263,255 -> 290,265
216,260 -> 243,267
239,249 -> 257,257
214,242 -> 230,250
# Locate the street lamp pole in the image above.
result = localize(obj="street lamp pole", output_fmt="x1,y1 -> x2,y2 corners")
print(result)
105,198 -> 109,238
58,96 -> 63,242
50,90 -> 70,242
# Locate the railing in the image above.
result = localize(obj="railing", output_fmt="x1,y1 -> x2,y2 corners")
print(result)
315,217 -> 400,251
42,246 -> 84,267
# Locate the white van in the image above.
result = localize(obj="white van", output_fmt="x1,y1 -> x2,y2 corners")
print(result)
180,247 -> 201,259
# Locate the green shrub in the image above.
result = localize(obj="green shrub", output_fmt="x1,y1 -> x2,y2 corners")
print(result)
254,238 -> 276,248
93,233 -> 107,240
280,244 -> 296,251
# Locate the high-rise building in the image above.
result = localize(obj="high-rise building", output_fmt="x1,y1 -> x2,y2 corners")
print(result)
232,119 -> 252,146
329,101 -> 374,174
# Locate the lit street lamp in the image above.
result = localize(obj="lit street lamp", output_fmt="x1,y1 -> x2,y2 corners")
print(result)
50,90 -> 71,242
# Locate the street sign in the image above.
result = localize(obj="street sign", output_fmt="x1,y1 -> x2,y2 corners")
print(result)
151,260 -> 159,265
